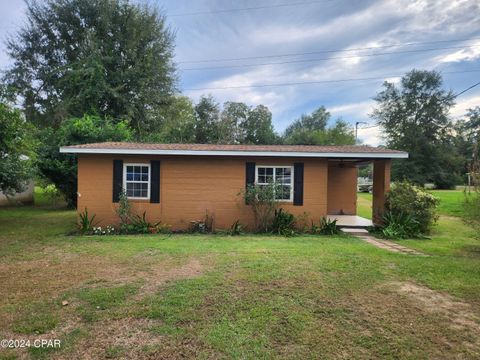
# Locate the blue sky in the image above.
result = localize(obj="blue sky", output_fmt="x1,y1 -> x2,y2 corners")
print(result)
1,0 -> 480,145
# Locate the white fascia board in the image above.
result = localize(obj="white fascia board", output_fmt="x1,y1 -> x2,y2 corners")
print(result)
60,147 -> 409,159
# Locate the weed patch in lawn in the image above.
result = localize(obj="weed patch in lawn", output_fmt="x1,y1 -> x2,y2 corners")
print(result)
76,284 -> 139,322
11,301 -> 59,335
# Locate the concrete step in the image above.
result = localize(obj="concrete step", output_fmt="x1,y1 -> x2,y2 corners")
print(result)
340,227 -> 369,235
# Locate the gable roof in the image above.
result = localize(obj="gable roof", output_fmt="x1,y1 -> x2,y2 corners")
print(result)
60,142 -> 408,159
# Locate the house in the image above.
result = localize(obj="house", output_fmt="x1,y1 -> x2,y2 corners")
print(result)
60,142 -> 408,230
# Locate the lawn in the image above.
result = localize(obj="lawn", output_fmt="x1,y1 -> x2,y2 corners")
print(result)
357,189 -> 468,219
0,193 -> 479,359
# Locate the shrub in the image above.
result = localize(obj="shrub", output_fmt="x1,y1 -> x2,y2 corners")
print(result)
463,147 -> 480,235
228,220 -> 243,236
385,181 -> 439,234
241,182 -> 281,232
463,192 -> 480,235
381,211 -> 421,239
129,211 -> 160,234
189,211 -> 214,233
316,216 -> 339,235
43,184 -> 63,207
116,191 -> 133,225
271,208 -> 296,237
115,191 -> 167,234
78,208 -> 98,234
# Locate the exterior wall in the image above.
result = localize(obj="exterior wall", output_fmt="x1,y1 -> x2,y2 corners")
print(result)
0,181 -> 34,206
327,163 -> 357,215
77,154 -> 329,230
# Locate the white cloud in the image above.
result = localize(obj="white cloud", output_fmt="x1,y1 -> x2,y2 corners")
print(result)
451,94 -> 480,118
357,126 -> 384,147
329,100 -> 374,115
434,42 -> 480,64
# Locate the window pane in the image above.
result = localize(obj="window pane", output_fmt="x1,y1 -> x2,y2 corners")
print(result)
127,173 -> 133,181
141,173 -> 148,181
258,168 -> 265,176
126,166 -> 133,173
141,166 -> 149,174
278,185 -> 291,200
140,190 -> 148,198
134,166 -> 140,173
275,168 -> 284,177
266,168 -> 273,176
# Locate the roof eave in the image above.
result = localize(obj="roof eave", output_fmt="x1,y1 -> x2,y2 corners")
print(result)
59,147 -> 409,159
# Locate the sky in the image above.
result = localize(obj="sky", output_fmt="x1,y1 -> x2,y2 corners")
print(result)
1,0 -> 480,145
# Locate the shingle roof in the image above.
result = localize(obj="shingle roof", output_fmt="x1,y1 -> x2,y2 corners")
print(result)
60,142 -> 408,158
62,142 -> 403,153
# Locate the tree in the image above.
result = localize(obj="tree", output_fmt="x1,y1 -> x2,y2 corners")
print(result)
38,115 -> 132,207
371,69 -> 458,188
145,96 -> 196,143
284,106 -> 329,137
194,95 -> 221,144
284,111 -> 355,146
4,0 -> 176,137
464,107 -> 480,144
0,103 -> 35,195
218,102 -> 277,144
242,105 -> 277,144
219,102 -> 249,144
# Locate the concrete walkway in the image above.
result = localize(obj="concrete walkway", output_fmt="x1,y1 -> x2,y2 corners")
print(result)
356,234 -> 428,256
340,228 -> 427,256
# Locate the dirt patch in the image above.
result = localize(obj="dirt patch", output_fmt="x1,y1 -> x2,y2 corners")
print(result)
135,258 -> 205,297
393,281 -> 480,349
58,318 -> 163,360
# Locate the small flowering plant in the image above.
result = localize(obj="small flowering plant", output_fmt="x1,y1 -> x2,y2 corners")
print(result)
92,225 -> 116,236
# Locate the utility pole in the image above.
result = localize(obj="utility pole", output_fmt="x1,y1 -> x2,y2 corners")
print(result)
355,121 -> 367,142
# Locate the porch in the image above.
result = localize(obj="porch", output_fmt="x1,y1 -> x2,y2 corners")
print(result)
326,215 -> 373,228
326,159 -> 392,226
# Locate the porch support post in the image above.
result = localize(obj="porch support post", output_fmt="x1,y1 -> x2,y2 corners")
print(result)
372,159 -> 391,225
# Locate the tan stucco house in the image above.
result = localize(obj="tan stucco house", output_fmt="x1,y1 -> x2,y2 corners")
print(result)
60,142 -> 408,230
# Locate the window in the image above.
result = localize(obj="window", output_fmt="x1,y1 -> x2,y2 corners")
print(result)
124,164 -> 150,199
255,166 -> 293,201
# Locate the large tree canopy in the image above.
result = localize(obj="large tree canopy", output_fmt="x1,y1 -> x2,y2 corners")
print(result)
0,103 -> 35,195
284,106 -> 330,137
192,96 -> 277,145
4,0 -> 176,137
371,69 -> 459,188
283,106 -> 355,145
38,115 -> 132,207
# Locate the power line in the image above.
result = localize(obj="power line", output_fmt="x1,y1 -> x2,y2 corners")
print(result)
180,45 -> 480,71
178,37 -> 480,64
169,0 -> 337,17
452,80 -> 480,98
356,80 -> 480,131
183,69 -> 480,91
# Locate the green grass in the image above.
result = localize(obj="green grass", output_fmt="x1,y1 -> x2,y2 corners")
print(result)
357,189 -> 468,219
429,189 -> 468,217
0,189 -> 479,358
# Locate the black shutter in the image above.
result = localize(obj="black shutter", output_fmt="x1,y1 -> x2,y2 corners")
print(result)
150,160 -> 160,203
112,160 -> 123,203
293,163 -> 304,206
245,162 -> 256,204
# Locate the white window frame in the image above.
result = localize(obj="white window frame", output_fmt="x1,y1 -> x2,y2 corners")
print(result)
255,165 -> 294,202
123,163 -> 151,200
